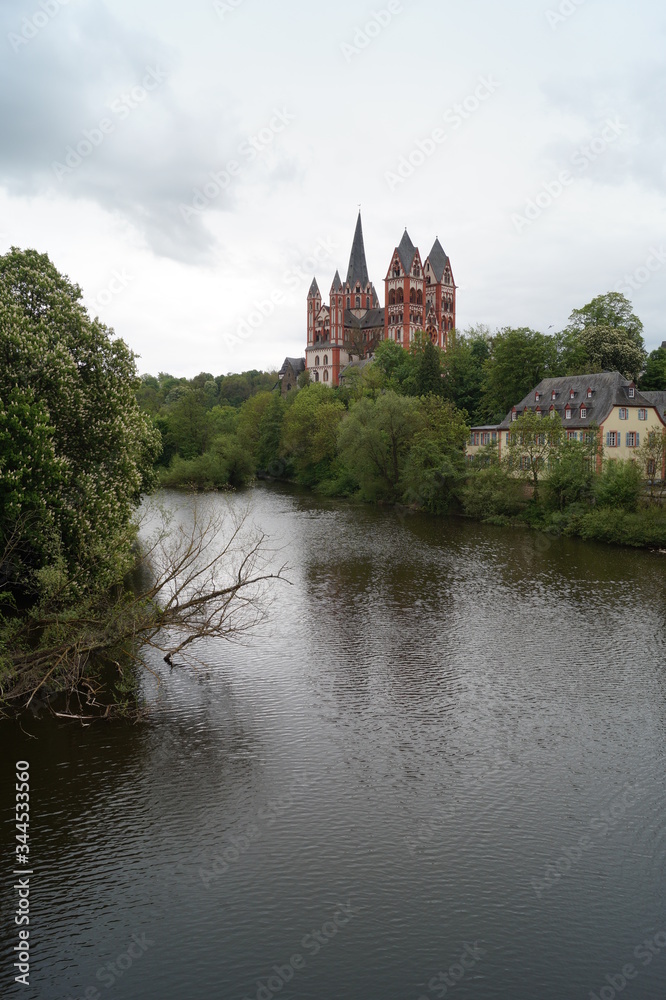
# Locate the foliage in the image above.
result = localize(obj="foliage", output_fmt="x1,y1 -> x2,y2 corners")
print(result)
337,392 -> 422,501
480,327 -> 559,422
504,410 -> 564,501
401,397 -> 469,512
564,292 -> 644,344
542,437 -> 597,512
558,324 -> 646,381
639,345 -> 666,392
413,339 -> 445,397
280,384 -> 345,485
593,459 -> 643,512
0,247 -> 161,600
441,326 -> 491,423
459,464 -> 526,520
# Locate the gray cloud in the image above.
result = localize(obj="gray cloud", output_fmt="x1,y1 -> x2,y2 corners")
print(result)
0,1 -> 297,263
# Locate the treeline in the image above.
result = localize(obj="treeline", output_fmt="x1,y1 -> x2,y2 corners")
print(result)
140,291 -> 666,548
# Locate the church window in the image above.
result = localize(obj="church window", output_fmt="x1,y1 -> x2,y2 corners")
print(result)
389,289 -> 396,306
314,371 -> 319,382
315,355 -> 320,366
323,355 -> 328,365
397,288 -> 404,304
410,288 -> 416,304
323,370 -> 329,382
356,295 -> 361,308
396,328 -> 402,341
417,290 -> 423,305
346,297 -> 350,308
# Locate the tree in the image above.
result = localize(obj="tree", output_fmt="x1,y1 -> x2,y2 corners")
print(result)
401,397 -> 469,512
0,248 -> 161,600
413,338 -> 445,397
280,383 -> 345,484
441,326 -> 491,423
505,410 -> 564,502
638,428 -> 666,504
542,432 -> 598,511
639,344 -> 666,392
559,324 -> 646,381
337,392 -> 421,501
371,340 -> 417,394
480,328 -> 558,423
565,292 -> 644,344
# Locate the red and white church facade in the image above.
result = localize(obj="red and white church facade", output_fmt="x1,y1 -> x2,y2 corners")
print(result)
305,212 -> 456,387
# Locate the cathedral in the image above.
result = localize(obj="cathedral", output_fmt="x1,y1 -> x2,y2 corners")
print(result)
304,212 -> 456,387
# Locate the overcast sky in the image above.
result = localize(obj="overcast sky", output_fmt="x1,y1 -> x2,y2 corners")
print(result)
1,0 -> 664,377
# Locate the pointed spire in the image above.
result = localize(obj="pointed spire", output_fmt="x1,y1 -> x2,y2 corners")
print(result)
331,270 -> 342,292
426,237 -> 449,282
397,229 -> 416,273
308,277 -> 320,298
346,211 -> 370,288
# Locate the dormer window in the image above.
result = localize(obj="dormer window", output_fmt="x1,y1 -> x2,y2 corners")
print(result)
535,408 -> 542,418
569,389 -> 575,400
511,410 -> 517,422
580,407 -> 587,419
551,391 -> 557,401
565,407 -> 572,420
535,392 -> 540,402
628,387 -> 635,398
587,388 -> 592,398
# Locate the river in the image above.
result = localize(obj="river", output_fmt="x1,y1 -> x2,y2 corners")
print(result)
2,483 -> 666,999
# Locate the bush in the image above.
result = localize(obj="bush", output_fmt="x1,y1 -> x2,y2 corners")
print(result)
459,466 -> 526,520
594,460 -> 643,512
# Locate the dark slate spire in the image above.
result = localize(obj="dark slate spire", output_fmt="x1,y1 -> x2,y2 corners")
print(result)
397,229 -> 416,273
346,212 -> 370,287
427,238 -> 449,282
331,270 -> 342,292
308,277 -> 320,297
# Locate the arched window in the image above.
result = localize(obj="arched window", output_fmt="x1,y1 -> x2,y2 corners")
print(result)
356,295 -> 361,308
315,355 -> 320,366
314,371 -> 319,382
417,290 -> 423,305
323,370 -> 329,382
323,355 -> 328,365
396,328 -> 402,341
346,296 -> 350,308
393,264 -> 400,277
389,289 -> 396,306
397,288 -> 404,304
410,288 -> 416,304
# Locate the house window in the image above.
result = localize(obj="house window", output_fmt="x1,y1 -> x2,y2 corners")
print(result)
628,387 -> 635,398
506,433 -> 510,445
552,391 -> 557,400
520,456 -> 531,470
565,408 -> 571,419
626,432 -> 639,447
648,459 -> 657,477
587,389 -> 592,398
638,408 -> 647,420
619,408 -> 628,420
535,409 -> 542,418
569,389 -> 575,399
567,430 -> 578,441
481,432 -> 490,445
606,431 -> 619,447
535,392 -> 540,402
580,407 -> 587,419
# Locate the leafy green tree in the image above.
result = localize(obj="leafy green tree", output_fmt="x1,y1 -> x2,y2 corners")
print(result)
0,247 -> 160,599
441,327 -> 491,423
236,391 -> 275,464
401,397 -> 469,512
414,339 -> 445,397
559,324 -> 646,381
480,328 -> 558,422
565,292 -> 644,344
594,459 -> 643,512
372,340 -> 417,394
505,410 -> 564,502
280,384 -> 345,484
337,392 -> 421,501
459,465 -> 526,520
165,388 -> 208,459
256,392 -> 287,472
542,432 -> 598,512
639,344 -> 666,391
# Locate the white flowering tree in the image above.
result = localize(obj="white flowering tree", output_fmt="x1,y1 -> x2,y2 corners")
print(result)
0,247 -> 161,600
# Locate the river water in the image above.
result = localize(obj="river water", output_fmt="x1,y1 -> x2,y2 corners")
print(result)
2,483 -> 666,1000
